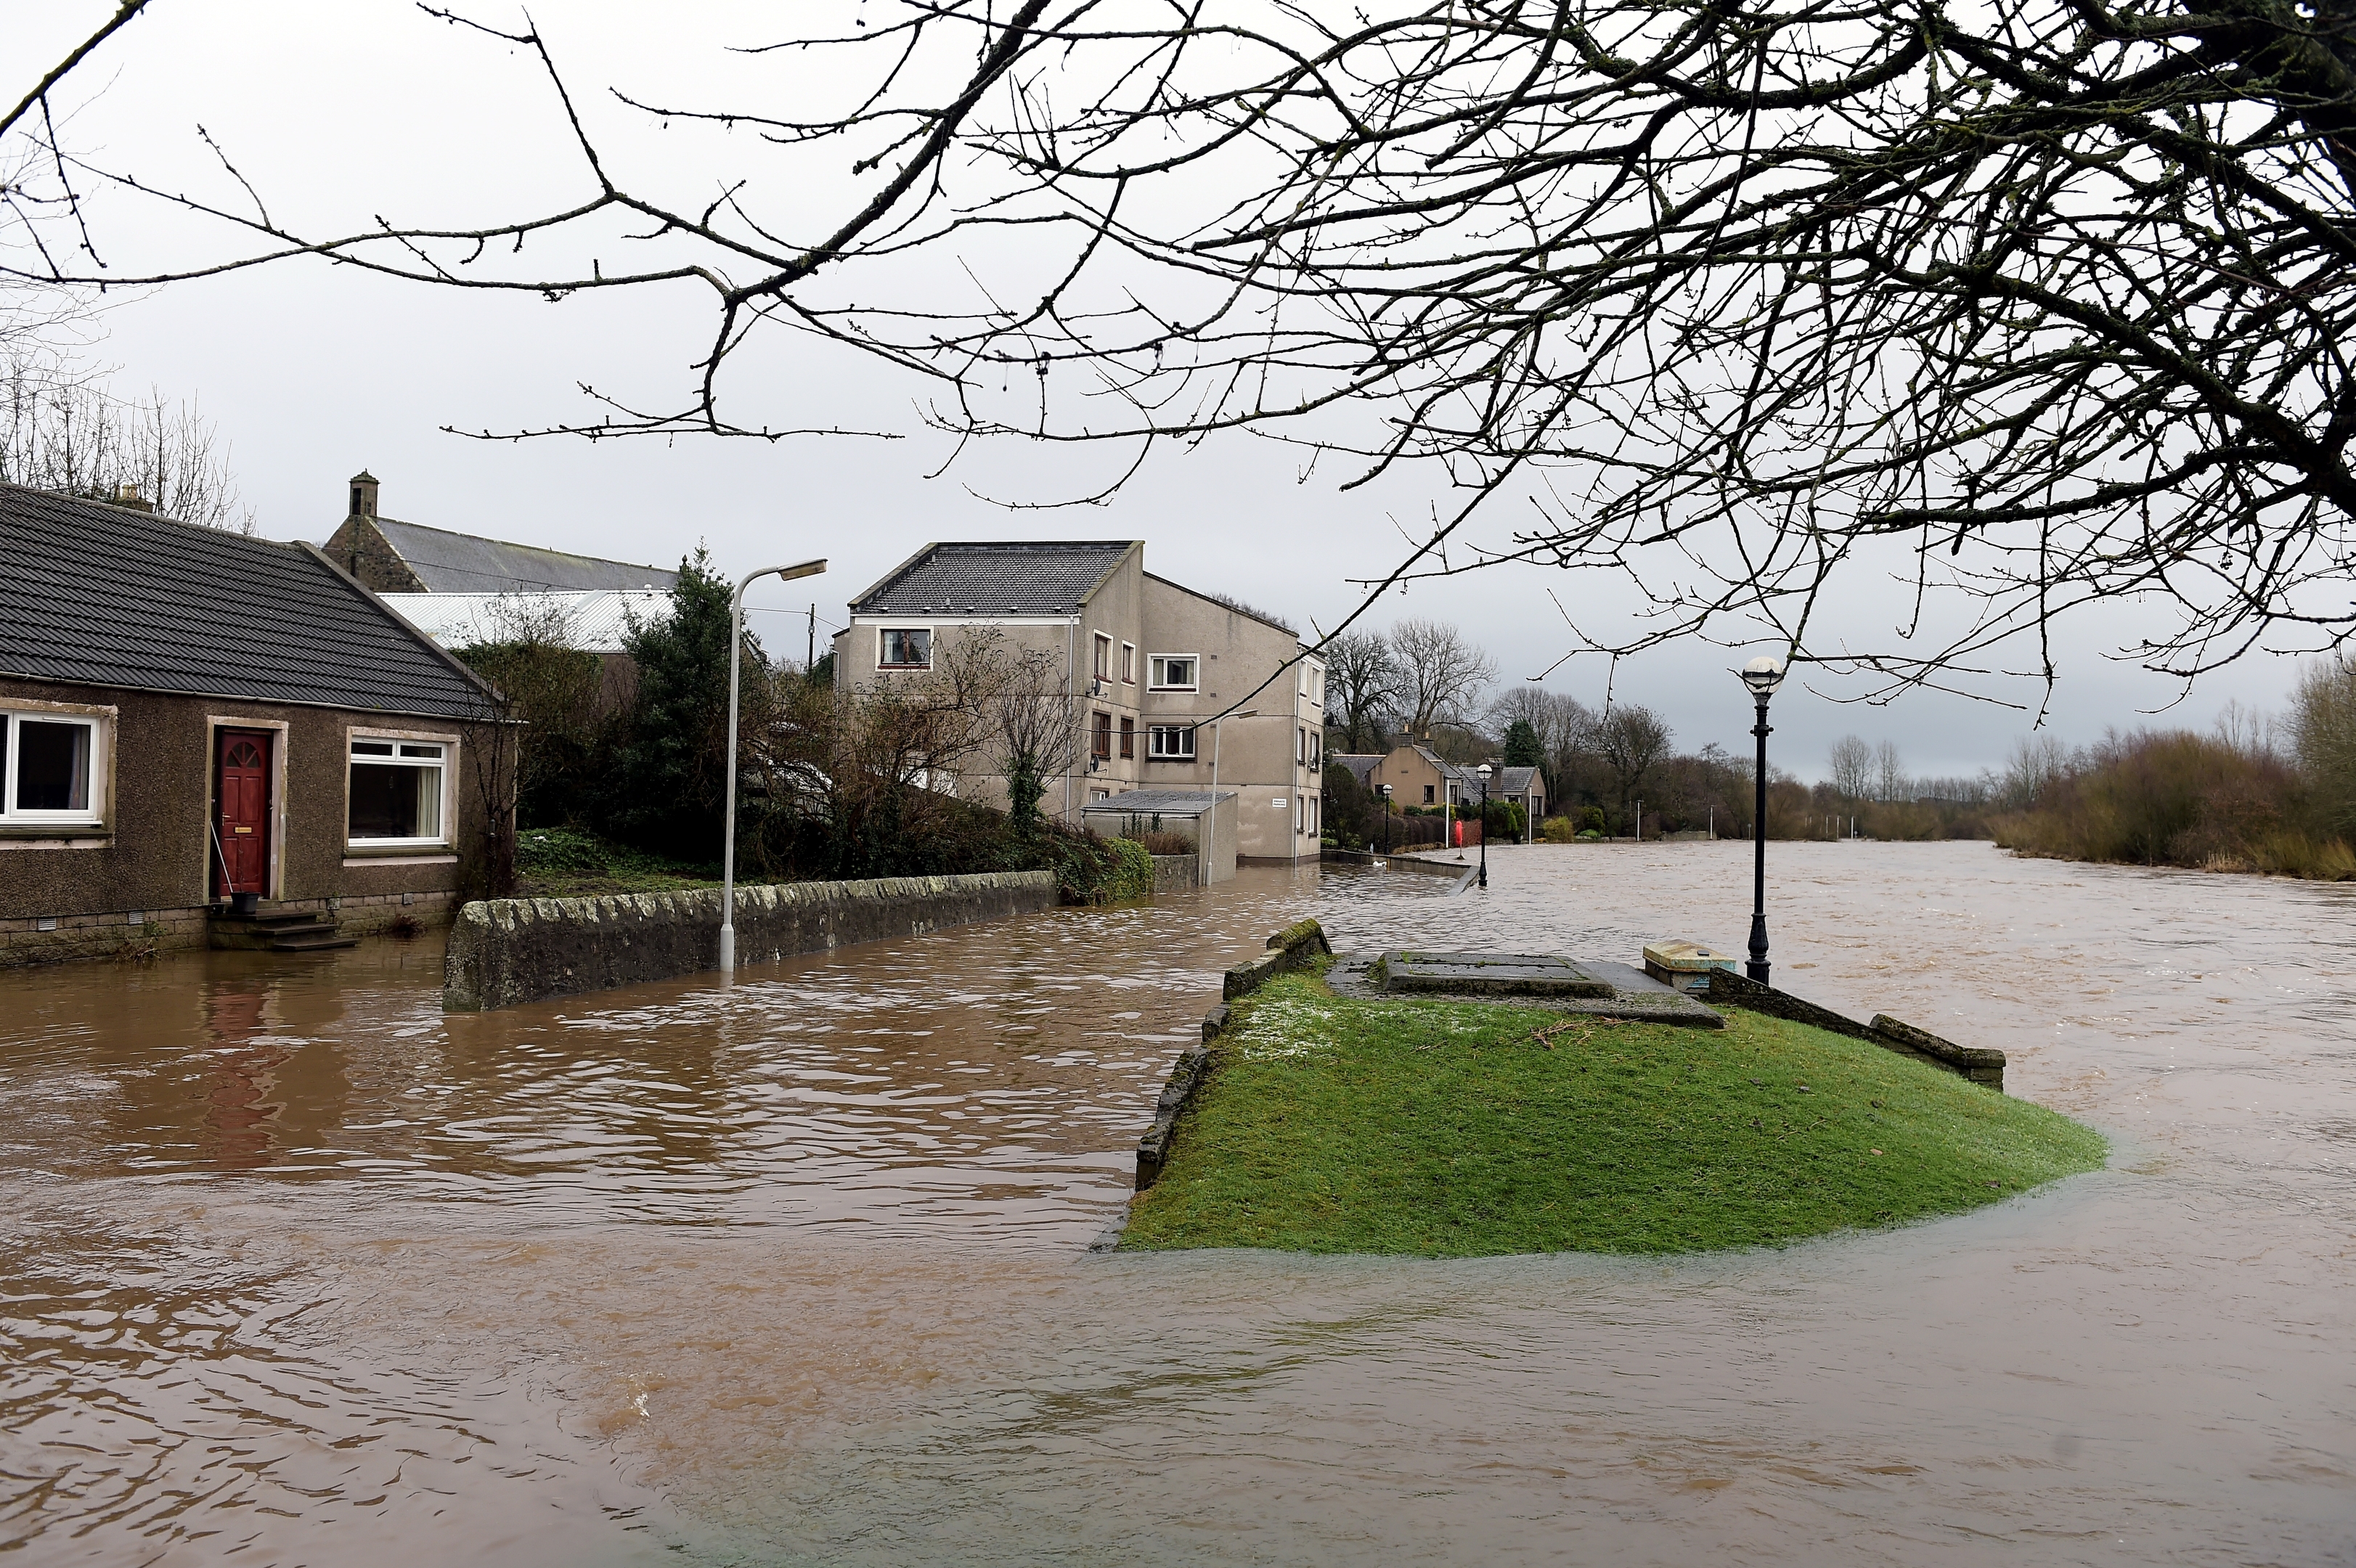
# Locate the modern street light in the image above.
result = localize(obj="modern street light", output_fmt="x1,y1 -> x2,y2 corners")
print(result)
1738,654 -> 1788,984
1379,782 -> 1393,854
721,558 -> 828,976
1475,761 -> 1493,889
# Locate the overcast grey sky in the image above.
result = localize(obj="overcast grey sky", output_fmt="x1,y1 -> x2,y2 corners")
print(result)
15,1 -> 2314,781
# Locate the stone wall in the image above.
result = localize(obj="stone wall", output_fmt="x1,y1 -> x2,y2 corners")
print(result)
443,870 -> 1060,1012
1705,969 -> 2005,1090
1150,854 -> 1199,894
0,887 -> 457,969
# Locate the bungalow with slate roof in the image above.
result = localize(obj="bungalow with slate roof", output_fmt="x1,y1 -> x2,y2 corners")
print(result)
836,541 -> 1328,863
0,482 -> 516,967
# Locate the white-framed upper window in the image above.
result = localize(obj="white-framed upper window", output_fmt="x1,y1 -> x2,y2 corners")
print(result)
1121,642 -> 1137,683
1093,633 -> 1113,682
2,710 -> 104,825
879,627 -> 933,669
1148,724 -> 1197,760
348,734 -> 451,846
1149,655 -> 1198,691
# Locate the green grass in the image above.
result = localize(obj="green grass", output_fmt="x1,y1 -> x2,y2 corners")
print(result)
515,826 -> 720,898
1122,970 -> 2105,1257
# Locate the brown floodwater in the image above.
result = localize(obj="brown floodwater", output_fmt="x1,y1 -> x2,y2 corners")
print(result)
3,844 -> 2352,1564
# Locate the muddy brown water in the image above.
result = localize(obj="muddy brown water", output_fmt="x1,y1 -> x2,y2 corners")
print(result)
3,844 -> 2352,1565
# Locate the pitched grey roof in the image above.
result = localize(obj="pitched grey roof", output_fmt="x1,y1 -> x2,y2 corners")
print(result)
369,515 -> 679,592
852,541 -> 1136,616
0,483 -> 494,719
1331,754 -> 1382,785
1493,765 -> 1543,796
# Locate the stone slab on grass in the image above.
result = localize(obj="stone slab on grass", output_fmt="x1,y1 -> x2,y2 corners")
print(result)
1329,952 -> 1724,1028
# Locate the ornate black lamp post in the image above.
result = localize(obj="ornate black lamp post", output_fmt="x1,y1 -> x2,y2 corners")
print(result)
1475,761 -> 1493,889
1379,782 -> 1393,854
1740,655 -> 1787,984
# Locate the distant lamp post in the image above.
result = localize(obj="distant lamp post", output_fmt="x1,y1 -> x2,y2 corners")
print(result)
1379,782 -> 1393,854
1739,654 -> 1788,984
1475,761 -> 1493,889
722,557 -> 828,976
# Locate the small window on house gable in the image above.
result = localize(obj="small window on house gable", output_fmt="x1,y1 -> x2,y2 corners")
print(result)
1094,634 -> 1112,682
879,628 -> 933,669
348,735 -> 449,845
1121,642 -> 1136,683
2,711 -> 103,824
1149,655 -> 1198,691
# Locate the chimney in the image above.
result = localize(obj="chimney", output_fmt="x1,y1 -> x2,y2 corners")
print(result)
348,470 -> 379,519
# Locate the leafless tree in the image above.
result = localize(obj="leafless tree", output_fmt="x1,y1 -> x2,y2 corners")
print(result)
15,2 -> 2356,695
1873,741 -> 1907,806
1827,736 -> 1875,802
1595,705 -> 1672,832
1390,618 -> 1497,740
2293,656 -> 2356,837
1321,629 -> 1401,755
2000,735 -> 2075,810
990,642 -> 1082,830
1488,685 -> 1594,801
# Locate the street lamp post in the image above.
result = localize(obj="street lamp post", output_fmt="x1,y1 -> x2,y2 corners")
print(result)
721,558 -> 828,976
1379,783 -> 1393,854
1475,761 -> 1493,889
1738,655 -> 1787,985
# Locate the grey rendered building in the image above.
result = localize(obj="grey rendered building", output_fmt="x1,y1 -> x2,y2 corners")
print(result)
836,541 -> 1328,863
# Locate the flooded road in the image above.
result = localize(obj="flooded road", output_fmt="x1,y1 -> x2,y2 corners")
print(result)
4,844 -> 2352,1564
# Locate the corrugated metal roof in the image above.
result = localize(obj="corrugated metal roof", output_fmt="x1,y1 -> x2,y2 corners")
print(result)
1077,788 -> 1235,817
851,541 -> 1136,616
380,590 -> 671,654
0,483 -> 492,719
370,516 -> 680,592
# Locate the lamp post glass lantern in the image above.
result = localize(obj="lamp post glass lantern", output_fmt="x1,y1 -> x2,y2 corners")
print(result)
1379,783 -> 1393,854
1475,761 -> 1492,889
722,558 -> 827,976
1738,656 -> 1787,984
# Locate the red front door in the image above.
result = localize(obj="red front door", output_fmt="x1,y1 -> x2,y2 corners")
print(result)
214,730 -> 272,897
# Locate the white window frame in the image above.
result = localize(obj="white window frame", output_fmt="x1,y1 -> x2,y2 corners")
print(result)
1,706 -> 109,827
346,726 -> 457,849
1093,632 -> 1113,682
1148,724 -> 1197,761
877,626 -> 934,670
1121,642 -> 1137,683
1148,654 -> 1199,693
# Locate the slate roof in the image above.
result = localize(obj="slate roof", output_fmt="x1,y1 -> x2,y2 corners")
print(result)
380,590 -> 671,654
1331,754 -> 1383,786
369,516 -> 679,592
0,483 -> 494,719
851,541 -> 1136,616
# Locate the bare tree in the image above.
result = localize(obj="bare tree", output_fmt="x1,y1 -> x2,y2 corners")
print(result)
2000,735 -> 2075,811
1872,742 -> 1907,806
1390,618 -> 1497,740
1,363 -> 252,531
1595,706 -> 1672,833
17,3 -> 2356,692
990,644 -> 1082,831
1827,737 -> 1875,803
2292,656 -> 2356,838
1321,630 -> 1401,755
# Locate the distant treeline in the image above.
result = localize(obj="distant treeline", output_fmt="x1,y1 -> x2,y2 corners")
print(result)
1992,662 -> 2356,881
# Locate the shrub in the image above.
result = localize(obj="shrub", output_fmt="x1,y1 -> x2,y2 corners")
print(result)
1541,815 -> 1578,844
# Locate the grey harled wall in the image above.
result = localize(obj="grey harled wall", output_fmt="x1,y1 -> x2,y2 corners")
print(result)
444,870 -> 1059,1012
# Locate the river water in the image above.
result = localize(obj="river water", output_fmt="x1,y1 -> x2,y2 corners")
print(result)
2,843 -> 2350,1564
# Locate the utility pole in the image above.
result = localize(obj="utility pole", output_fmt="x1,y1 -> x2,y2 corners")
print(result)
807,604 -> 816,674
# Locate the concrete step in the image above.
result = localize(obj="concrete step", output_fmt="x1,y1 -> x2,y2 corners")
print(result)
266,931 -> 359,952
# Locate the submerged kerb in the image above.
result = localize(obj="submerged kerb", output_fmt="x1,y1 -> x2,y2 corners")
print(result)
1122,970 -> 2104,1258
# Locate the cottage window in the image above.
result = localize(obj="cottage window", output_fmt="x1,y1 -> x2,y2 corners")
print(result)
1092,711 -> 1113,759
879,627 -> 932,669
348,736 -> 449,845
1120,716 -> 1136,759
1149,655 -> 1198,692
1,712 -> 102,824
1423,783 -> 1435,805
1149,725 -> 1196,760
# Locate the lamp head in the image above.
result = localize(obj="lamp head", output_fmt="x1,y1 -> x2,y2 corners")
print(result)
1379,783 -> 1393,799
1740,655 -> 1788,701
1477,761 -> 1493,779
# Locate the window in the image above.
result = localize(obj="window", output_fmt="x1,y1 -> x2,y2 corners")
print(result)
1121,642 -> 1136,683
1119,716 -> 1136,759
1423,783 -> 1435,805
1092,711 -> 1113,759
2,711 -> 102,824
1149,655 -> 1198,691
1149,725 -> 1196,760
879,627 -> 933,669
348,736 -> 448,844
1094,633 -> 1112,682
